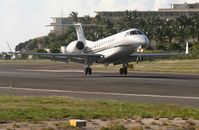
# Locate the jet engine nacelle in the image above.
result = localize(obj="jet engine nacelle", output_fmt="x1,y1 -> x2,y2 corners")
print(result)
66,40 -> 85,53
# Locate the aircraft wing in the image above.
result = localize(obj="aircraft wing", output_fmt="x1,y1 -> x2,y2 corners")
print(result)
130,52 -> 187,57
128,52 -> 188,63
11,52 -> 104,61
128,42 -> 189,62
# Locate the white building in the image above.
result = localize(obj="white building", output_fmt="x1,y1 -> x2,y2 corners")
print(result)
50,17 -> 73,35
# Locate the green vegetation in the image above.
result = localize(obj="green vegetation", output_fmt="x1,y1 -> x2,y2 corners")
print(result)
1,59 -> 199,74
15,11 -> 199,58
0,96 -> 198,122
188,43 -> 199,59
133,59 -> 199,73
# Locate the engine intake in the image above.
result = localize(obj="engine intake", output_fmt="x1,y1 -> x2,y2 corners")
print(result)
66,40 -> 86,53
76,41 -> 85,51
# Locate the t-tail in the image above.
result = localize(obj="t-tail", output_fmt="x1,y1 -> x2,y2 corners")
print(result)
73,23 -> 86,43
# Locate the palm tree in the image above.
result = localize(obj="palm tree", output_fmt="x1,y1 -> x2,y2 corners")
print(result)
164,19 -> 177,44
80,15 -> 96,40
70,12 -> 78,23
191,14 -> 199,42
176,15 -> 191,44
93,15 -> 113,39
122,10 -> 141,29
80,15 -> 93,24
139,16 -> 156,41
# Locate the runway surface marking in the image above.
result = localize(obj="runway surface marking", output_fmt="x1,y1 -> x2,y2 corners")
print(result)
0,87 -> 199,100
17,69 -> 83,73
17,69 -> 116,74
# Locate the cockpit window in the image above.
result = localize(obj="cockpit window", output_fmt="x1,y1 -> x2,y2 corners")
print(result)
130,30 -> 143,35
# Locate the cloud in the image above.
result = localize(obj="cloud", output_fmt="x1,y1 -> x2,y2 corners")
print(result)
0,0 -> 198,51
127,0 -> 156,11
0,0 -> 23,51
96,0 -> 124,11
42,0 -> 99,17
95,0 -> 155,11
42,0 -> 155,17
0,0 -> 50,51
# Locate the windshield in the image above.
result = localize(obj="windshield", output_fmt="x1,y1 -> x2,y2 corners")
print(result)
130,30 -> 144,35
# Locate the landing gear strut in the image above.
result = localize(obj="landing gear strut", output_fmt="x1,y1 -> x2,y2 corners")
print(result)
119,63 -> 128,75
84,60 -> 92,75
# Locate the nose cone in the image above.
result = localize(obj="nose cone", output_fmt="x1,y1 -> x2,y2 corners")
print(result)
144,36 -> 149,45
134,35 -> 149,46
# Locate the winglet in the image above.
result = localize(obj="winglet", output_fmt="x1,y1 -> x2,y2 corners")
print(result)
185,41 -> 189,54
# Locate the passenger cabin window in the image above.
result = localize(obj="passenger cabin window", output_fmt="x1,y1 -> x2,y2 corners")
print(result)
130,30 -> 143,35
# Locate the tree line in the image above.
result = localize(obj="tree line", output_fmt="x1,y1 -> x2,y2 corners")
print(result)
15,11 -> 199,58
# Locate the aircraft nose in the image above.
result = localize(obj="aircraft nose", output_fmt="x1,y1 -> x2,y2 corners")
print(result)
137,36 -> 149,45
144,36 -> 149,45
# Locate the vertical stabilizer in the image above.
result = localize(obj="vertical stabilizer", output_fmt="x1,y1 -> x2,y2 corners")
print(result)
74,23 -> 86,43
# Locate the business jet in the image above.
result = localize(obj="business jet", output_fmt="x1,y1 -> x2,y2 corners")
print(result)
13,23 -> 188,75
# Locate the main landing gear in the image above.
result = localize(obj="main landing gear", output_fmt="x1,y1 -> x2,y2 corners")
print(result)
84,66 -> 92,75
119,63 -> 128,75
84,60 -> 93,75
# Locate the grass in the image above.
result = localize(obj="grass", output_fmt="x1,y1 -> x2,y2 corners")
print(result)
1,59 -> 199,74
134,59 -> 199,73
0,59 -> 54,64
0,96 -> 198,122
93,59 -> 199,74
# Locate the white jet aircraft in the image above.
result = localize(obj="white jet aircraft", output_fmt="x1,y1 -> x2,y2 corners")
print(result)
14,23 -> 188,75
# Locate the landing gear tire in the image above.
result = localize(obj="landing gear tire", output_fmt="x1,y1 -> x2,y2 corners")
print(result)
119,68 -> 128,75
124,68 -> 127,75
84,68 -> 88,75
85,67 -> 92,75
120,68 -> 123,75
88,68 -> 92,75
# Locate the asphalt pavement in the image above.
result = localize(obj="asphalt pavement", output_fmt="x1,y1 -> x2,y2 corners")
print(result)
0,61 -> 199,107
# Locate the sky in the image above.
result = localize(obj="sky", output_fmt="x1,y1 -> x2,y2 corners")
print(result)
0,0 -> 198,52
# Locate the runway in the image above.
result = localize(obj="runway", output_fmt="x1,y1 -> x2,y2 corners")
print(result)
0,61 -> 199,107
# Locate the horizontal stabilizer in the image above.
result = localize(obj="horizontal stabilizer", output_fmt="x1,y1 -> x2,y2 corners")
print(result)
47,23 -> 99,27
